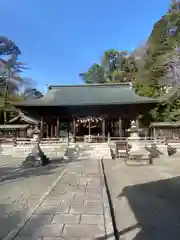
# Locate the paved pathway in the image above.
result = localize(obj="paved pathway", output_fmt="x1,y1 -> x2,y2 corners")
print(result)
0,156 -> 68,240
12,158 -> 112,240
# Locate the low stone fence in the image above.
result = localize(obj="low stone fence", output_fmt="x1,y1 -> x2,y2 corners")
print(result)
110,138 -> 169,158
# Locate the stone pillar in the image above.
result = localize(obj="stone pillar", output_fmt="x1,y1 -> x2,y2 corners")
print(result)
118,117 -> 122,138
56,118 -> 60,138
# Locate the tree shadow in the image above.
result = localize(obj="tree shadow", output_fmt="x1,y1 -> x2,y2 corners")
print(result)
145,143 -> 164,158
0,158 -> 84,184
0,147 -> 87,239
0,145 -> 96,239
117,176 -> 180,239
0,146 -> 85,184
0,203 -> 23,239
96,176 -> 180,240
167,144 -> 177,156
0,203 -> 65,239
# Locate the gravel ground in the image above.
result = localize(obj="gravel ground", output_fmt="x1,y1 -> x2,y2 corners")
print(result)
103,157 -> 180,240
0,155 -> 69,239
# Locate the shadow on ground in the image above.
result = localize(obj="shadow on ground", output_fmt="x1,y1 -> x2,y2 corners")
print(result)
0,147 -> 84,184
120,176 -> 180,239
0,203 -> 64,239
0,157 -> 83,184
0,203 -> 24,239
0,146 -> 88,239
97,176 -> 180,240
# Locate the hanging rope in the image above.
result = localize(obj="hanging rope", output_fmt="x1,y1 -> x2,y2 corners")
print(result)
73,115 -> 104,123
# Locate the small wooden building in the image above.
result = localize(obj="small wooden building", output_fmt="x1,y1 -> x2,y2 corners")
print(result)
150,122 -> 180,139
0,112 -> 39,138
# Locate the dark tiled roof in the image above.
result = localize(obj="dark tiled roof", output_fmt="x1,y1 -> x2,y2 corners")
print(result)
13,83 -> 157,107
0,124 -> 29,129
8,112 -> 39,124
150,122 -> 180,127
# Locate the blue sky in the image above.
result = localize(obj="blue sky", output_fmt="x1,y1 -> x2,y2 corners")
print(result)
1,0 -> 171,92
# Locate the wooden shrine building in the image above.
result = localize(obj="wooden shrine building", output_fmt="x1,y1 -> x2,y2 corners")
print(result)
13,83 -> 157,141
0,112 -> 39,138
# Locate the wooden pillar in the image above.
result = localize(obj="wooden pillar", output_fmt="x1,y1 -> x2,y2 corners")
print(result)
24,128 -> 27,138
88,120 -> 91,136
153,127 -> 156,139
102,119 -> 105,138
73,118 -> 76,142
118,117 -> 122,138
54,125 -> 57,137
56,118 -> 60,138
51,124 -> 53,138
40,116 -> 43,138
136,119 -> 139,136
46,123 -> 49,138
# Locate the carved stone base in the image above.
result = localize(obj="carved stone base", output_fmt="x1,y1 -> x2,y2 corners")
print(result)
22,143 -> 50,168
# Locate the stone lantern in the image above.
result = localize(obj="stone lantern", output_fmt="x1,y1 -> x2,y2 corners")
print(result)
126,120 -> 152,163
22,126 -> 49,168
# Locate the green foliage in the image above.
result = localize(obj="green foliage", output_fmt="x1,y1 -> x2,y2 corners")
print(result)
23,88 -> 43,100
80,49 -> 137,84
132,1 -> 180,123
0,36 -> 43,123
79,63 -> 107,84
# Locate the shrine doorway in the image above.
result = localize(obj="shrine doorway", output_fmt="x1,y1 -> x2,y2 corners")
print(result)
75,116 -> 103,137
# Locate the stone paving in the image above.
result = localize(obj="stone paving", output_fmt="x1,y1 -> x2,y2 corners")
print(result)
103,157 -> 180,240
0,155 -> 67,240
13,158 -> 111,240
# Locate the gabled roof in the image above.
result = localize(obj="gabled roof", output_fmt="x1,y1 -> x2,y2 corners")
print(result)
13,83 -> 158,107
8,111 -> 39,124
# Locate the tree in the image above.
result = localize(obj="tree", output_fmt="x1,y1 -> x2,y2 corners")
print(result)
101,49 -> 126,72
23,88 -> 43,100
0,36 -> 21,56
0,37 -> 33,123
79,63 -> 107,84
132,1 -> 180,123
134,1 -> 180,96
80,49 -> 138,84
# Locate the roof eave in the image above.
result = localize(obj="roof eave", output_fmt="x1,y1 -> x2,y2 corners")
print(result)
12,100 -> 157,107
